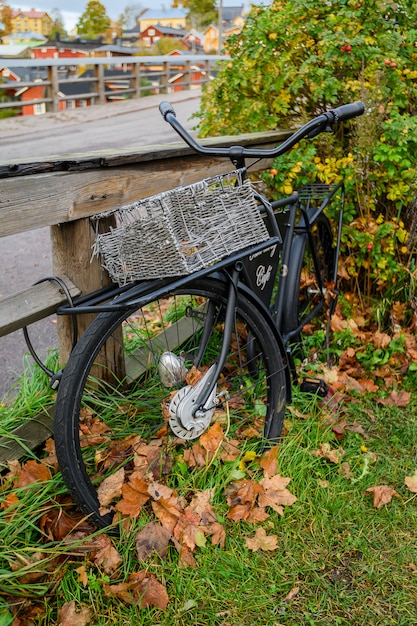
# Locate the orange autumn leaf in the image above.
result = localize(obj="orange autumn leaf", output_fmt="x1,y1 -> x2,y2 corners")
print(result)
365,485 -> 399,508
225,479 -> 265,522
1,491 -> 19,513
258,474 -> 297,515
219,439 -> 241,462
199,422 -> 224,453
260,445 -> 279,478
75,565 -> 89,588
206,520 -> 226,548
149,482 -> 185,534
245,527 -> 278,552
183,443 -> 207,469
174,509 -> 204,551
115,474 -> 150,518
79,412 -> 111,448
104,571 -> 169,609
97,467 -> 125,512
13,460 -> 52,488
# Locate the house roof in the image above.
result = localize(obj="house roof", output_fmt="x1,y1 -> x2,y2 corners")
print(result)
5,31 -> 48,43
0,44 -> 32,57
143,25 -> 188,36
0,65 -> 47,81
95,44 -> 139,54
11,9 -> 49,19
222,5 -> 245,21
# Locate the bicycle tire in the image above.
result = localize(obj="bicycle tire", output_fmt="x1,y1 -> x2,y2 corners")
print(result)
280,213 -> 335,342
54,276 -> 288,529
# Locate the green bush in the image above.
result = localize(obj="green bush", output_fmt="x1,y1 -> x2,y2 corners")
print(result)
196,0 -> 417,310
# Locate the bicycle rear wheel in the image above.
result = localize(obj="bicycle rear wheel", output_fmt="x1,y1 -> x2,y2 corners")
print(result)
280,213 -> 335,344
54,277 -> 288,528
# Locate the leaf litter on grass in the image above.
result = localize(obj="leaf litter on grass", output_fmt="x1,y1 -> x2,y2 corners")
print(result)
2,297 -> 417,623
0,421 -> 297,622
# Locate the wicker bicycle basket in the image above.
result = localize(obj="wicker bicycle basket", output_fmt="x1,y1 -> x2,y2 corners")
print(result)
92,169 -> 270,286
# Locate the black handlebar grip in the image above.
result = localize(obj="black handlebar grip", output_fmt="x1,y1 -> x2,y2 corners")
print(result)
332,101 -> 365,122
159,101 -> 176,120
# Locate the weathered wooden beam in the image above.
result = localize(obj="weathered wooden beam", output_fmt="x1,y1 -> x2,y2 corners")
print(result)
0,275 -> 81,337
0,131 -> 292,239
0,410 -> 53,467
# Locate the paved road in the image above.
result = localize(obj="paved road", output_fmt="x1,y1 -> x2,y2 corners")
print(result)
0,91 -> 202,399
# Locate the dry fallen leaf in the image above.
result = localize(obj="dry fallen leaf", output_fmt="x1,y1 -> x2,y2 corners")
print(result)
404,470 -> 417,494
284,586 -> 300,602
58,600 -> 91,626
258,474 -> 297,515
136,521 -> 172,561
13,459 -> 52,488
104,571 -> 169,609
115,474 -> 150,518
199,422 -> 225,453
260,445 -> 279,478
312,443 -> 345,464
91,535 -> 123,574
75,565 -> 89,588
97,467 -> 125,513
365,485 -> 399,508
377,390 -> 411,407
245,527 -> 278,552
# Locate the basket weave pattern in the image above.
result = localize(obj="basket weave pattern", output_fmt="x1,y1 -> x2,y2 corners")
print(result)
93,170 -> 269,285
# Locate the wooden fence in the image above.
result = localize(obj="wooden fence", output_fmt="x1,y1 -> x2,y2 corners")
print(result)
0,55 -> 226,113
0,128 -> 291,462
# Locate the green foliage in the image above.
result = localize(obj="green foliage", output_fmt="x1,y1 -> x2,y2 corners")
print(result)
49,9 -> 68,39
156,37 -> 187,55
76,0 -> 111,39
196,0 -> 417,303
173,0 -> 217,28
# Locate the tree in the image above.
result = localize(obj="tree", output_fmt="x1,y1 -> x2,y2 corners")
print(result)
172,0 -> 217,29
49,8 -> 67,39
0,2 -> 12,36
76,0 -> 111,39
197,0 -> 417,306
156,36 -> 187,55
117,3 -> 144,31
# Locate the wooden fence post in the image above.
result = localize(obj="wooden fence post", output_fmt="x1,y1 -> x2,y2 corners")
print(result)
50,218 -> 125,380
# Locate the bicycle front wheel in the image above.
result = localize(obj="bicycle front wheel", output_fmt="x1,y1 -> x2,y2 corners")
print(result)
54,277 -> 288,528
280,213 -> 335,343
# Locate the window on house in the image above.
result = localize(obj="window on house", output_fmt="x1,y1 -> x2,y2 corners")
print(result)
66,100 -> 75,109
34,102 -> 46,115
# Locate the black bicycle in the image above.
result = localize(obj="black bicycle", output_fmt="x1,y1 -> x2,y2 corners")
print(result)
53,100 -> 364,528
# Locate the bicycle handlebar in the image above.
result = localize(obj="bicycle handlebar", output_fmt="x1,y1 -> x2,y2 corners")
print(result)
159,100 -> 365,164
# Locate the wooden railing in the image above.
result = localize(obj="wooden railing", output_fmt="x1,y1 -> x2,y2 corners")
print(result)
0,55 -> 227,112
0,129 -> 292,462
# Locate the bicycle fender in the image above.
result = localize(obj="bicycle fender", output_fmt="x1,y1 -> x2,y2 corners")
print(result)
209,271 -> 292,402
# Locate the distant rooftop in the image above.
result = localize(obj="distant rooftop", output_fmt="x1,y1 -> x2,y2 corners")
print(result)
11,9 -> 49,18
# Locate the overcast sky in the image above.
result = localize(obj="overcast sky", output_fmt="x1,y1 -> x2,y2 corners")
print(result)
15,2 -> 247,33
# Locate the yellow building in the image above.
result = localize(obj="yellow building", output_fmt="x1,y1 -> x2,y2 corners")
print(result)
139,8 -> 187,32
10,8 -> 52,36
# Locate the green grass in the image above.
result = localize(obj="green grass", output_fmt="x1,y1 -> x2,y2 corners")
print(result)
0,353 -> 417,625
